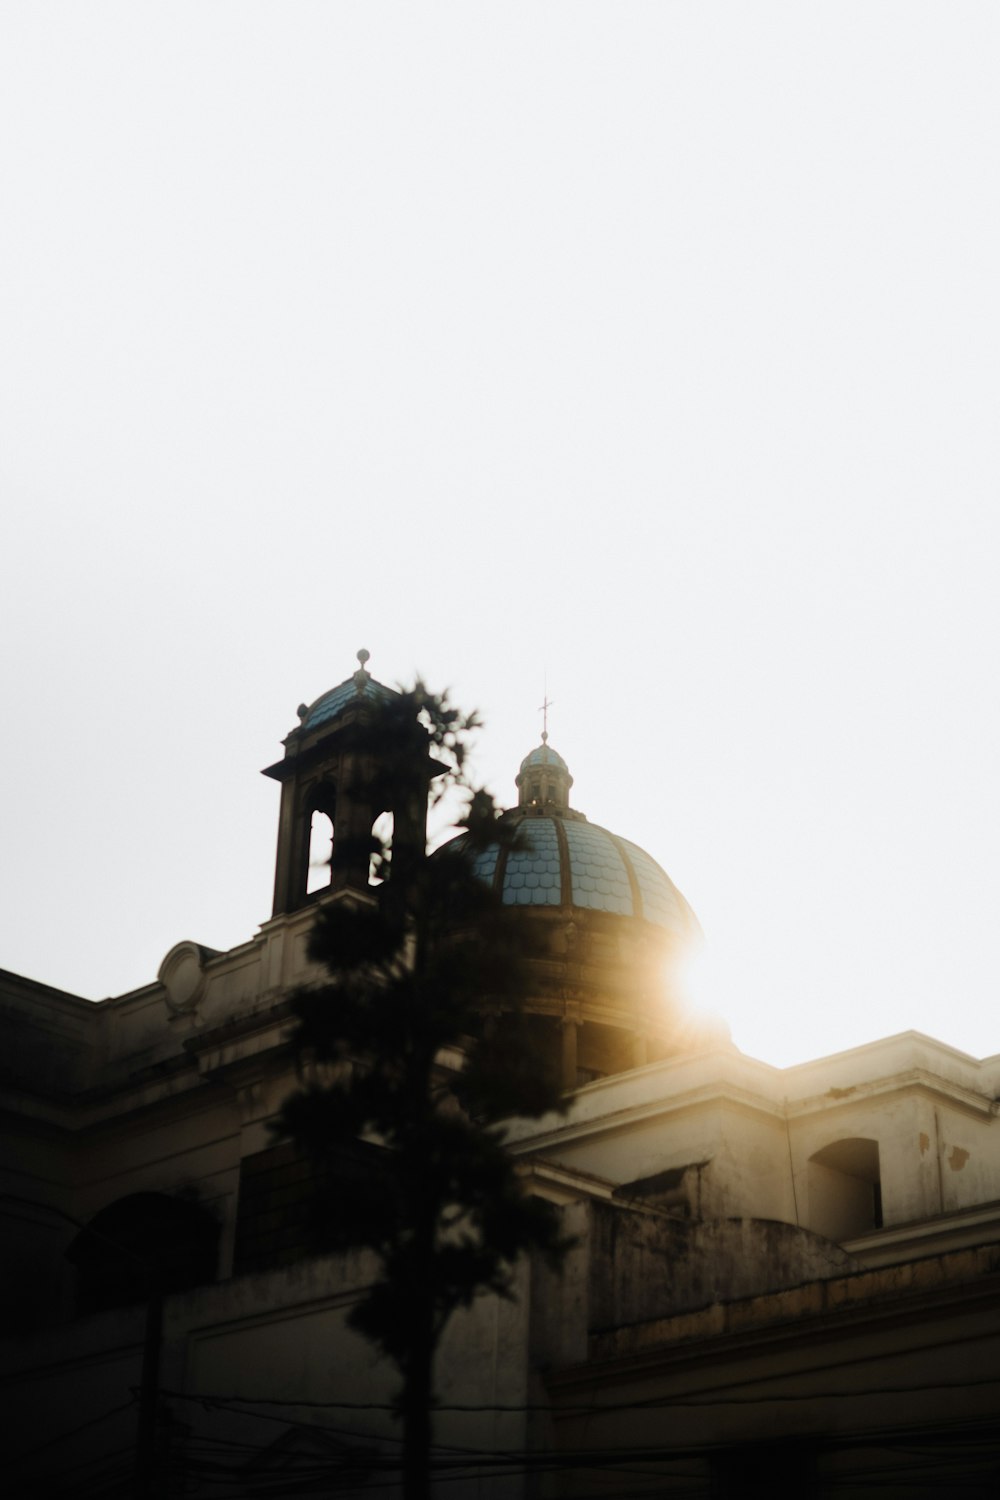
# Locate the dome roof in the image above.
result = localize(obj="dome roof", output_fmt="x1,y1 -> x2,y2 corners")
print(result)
448,730 -> 698,937
297,650 -> 398,732
454,817 -> 698,938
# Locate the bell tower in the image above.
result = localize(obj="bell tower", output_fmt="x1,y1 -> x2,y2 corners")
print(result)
262,651 -> 439,916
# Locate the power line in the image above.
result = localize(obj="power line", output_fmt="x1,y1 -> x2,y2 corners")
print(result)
146,1394 -> 1000,1500
155,1368 -> 1000,1418
11,1396 -> 138,1468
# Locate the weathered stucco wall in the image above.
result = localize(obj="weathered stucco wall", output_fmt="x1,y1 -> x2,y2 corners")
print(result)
4,1246 -> 536,1497
585,1202 -> 859,1333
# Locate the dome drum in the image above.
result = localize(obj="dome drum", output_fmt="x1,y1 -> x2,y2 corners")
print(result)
486,906 -> 691,1050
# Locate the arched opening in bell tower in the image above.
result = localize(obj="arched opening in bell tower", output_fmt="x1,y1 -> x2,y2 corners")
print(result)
370,810 -> 394,886
304,783 -> 338,898
306,810 -> 334,894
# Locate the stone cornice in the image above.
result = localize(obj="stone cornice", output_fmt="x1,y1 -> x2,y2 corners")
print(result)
784,1067 -> 997,1122
505,1042 -> 998,1156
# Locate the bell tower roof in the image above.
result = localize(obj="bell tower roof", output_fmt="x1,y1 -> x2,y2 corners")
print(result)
296,648 -> 399,734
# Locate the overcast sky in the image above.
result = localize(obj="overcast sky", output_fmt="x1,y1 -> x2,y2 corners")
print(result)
3,5 -> 999,1067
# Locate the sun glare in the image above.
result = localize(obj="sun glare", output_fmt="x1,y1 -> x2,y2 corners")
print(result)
671,936 -> 820,1067
666,936 -> 747,1054
674,938 -> 725,1019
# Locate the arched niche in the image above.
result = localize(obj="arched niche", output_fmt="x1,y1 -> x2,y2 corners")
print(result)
67,1191 -> 220,1313
806,1137 -> 883,1242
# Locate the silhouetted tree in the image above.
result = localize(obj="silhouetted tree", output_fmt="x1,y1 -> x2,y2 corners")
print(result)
276,685 -> 569,1500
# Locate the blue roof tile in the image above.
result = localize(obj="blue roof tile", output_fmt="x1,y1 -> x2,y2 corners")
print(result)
564,822 -> 633,915
304,675 -> 398,731
441,813 -> 695,933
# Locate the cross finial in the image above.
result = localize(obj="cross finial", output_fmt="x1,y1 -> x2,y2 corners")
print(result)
539,689 -> 553,745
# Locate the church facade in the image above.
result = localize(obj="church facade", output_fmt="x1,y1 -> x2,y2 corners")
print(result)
3,657 -> 1000,1497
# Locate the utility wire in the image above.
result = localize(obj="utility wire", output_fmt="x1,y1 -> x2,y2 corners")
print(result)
155,1368 -> 1000,1417
10,1395 -> 138,1467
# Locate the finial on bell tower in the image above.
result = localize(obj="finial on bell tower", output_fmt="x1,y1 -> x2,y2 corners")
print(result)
353,647 -> 371,692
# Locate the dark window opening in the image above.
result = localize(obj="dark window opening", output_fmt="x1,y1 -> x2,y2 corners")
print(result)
234,1140 -> 389,1276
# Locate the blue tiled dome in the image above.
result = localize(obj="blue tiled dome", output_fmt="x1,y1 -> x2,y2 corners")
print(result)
449,816 -> 699,938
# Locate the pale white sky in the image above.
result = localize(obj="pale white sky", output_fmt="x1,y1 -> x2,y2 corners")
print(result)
2,4 -> 999,1066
